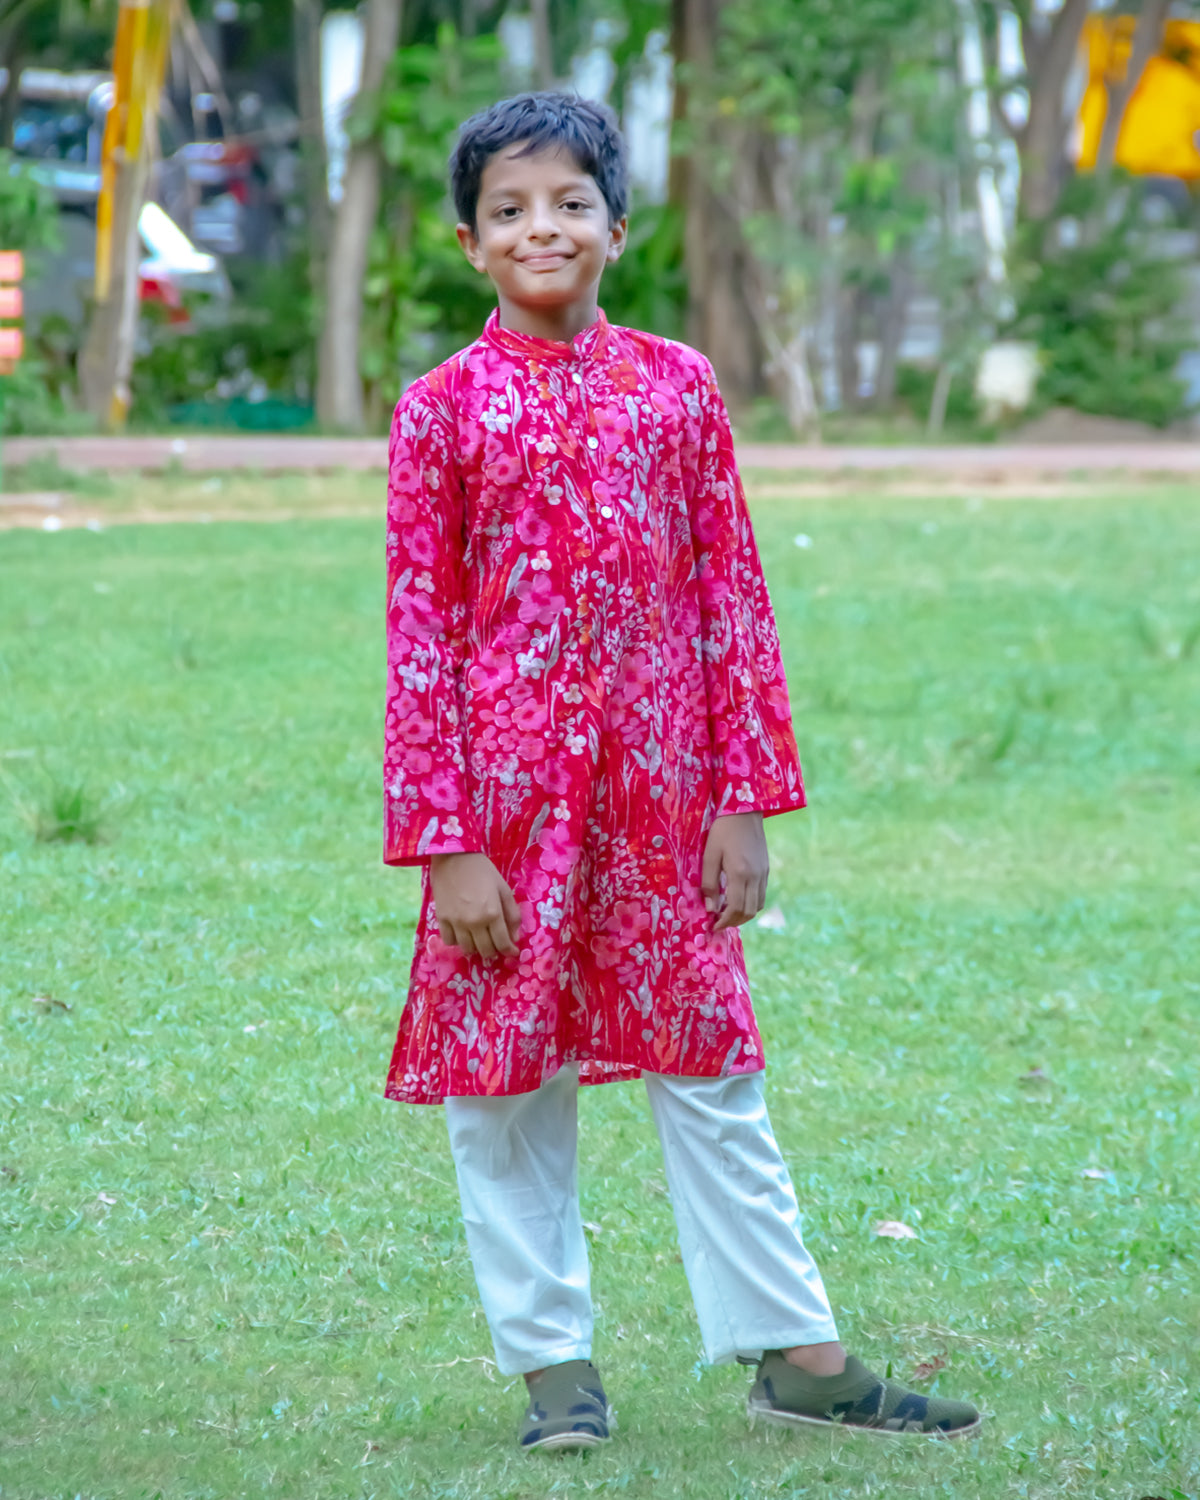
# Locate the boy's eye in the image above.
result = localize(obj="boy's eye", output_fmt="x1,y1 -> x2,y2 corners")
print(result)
562,199 -> 587,211
497,205 -> 521,219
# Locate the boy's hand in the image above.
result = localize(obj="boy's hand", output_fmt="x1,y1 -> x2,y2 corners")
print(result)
701,813 -> 769,933
429,852 -> 522,960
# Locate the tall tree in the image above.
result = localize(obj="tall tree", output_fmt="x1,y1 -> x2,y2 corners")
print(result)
292,0 -> 330,295
984,0 -> 1093,222
315,0 -> 402,431
669,0 -> 763,411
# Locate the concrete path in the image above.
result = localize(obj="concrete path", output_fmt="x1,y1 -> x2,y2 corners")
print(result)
8,433 -> 1200,476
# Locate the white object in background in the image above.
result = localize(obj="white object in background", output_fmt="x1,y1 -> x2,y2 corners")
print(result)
957,0 -> 1008,287
624,31 -> 672,205
321,10 -> 365,205
138,201 -> 230,299
975,341 -> 1040,421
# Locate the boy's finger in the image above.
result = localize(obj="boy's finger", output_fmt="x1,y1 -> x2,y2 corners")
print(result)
713,878 -> 746,931
490,914 -> 519,958
473,926 -> 498,961
500,885 -> 523,944
457,927 -> 478,957
438,918 -> 459,950
700,842 -> 723,913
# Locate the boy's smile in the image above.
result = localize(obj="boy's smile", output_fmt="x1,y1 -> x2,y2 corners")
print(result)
457,144 -> 627,343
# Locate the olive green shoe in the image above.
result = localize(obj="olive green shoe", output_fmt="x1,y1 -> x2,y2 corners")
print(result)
747,1352 -> 981,1439
518,1359 -> 611,1452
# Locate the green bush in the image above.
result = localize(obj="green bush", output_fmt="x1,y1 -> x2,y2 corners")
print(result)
1010,177 -> 1192,429
129,256 -> 317,427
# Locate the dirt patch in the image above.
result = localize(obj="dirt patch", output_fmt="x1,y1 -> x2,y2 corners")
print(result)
1014,406 -> 1193,446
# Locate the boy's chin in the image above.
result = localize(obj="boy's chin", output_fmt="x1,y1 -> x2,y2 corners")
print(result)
502,281 -> 603,311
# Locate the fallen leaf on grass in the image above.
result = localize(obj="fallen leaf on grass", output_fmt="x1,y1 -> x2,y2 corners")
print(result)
874,1220 -> 918,1240
96,1192 -> 117,1206
1,1165 -> 17,1180
1081,1167 -> 1112,1181
913,1353 -> 947,1380
32,995 -> 71,1012
754,905 -> 787,932
1017,1067 -> 1050,1084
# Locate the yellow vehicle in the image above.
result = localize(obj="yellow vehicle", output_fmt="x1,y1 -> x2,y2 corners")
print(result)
1077,16 -> 1200,181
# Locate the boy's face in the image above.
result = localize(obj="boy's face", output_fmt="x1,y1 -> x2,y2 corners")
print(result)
457,144 -> 626,321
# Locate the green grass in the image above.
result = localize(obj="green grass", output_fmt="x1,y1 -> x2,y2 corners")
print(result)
1,486 -> 1198,1499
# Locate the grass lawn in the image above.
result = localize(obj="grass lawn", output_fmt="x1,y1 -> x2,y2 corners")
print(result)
1,483 -> 1197,1500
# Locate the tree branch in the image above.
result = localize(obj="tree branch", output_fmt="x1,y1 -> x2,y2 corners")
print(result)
1096,0 -> 1170,173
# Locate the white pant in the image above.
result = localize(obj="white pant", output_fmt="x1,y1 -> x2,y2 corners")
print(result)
444,1066 -> 838,1376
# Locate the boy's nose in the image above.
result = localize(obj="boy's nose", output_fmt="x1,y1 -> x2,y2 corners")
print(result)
527,203 -> 559,240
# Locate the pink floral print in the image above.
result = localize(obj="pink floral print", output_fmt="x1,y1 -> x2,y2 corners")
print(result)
384,309 -> 805,1104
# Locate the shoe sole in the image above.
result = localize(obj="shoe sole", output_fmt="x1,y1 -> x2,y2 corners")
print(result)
748,1397 -> 982,1441
523,1430 -> 610,1452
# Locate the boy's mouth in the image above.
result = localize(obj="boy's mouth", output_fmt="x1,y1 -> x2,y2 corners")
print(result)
517,252 -> 572,269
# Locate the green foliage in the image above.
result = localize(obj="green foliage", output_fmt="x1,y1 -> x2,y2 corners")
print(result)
0,150 -> 61,258
354,24 -> 506,418
601,201 -> 685,339
895,362 -> 982,429
1010,179 -> 1192,429
129,258 -> 317,427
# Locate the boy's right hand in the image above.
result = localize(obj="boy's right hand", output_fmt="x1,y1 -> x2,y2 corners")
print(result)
429,852 -> 522,960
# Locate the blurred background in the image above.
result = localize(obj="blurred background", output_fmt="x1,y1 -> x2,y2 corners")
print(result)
3,0 -> 1200,442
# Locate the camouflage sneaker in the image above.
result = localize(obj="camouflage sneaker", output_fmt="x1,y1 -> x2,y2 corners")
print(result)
747,1352 -> 981,1439
518,1359 -> 611,1452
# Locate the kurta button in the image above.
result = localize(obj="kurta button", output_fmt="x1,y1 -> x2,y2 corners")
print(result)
587,436 -> 599,449
599,505 -> 613,519
572,373 -> 582,385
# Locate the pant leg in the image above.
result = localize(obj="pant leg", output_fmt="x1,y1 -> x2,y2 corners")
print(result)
644,1069 -> 839,1366
443,1064 -> 593,1376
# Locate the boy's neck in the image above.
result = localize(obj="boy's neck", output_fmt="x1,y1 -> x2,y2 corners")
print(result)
495,290 -> 601,345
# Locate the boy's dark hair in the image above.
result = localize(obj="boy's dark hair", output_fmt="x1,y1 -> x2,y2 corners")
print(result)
450,92 -> 629,232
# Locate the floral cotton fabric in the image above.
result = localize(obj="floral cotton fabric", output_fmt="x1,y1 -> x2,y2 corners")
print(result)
384,310 -> 804,1105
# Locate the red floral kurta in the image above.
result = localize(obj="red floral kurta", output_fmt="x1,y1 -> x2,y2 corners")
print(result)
383,309 -> 804,1104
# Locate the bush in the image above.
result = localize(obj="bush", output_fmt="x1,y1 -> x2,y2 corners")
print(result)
129,256 -> 317,427
1009,177 -> 1192,429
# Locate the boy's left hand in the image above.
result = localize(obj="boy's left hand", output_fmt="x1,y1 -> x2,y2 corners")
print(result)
701,812 -> 769,932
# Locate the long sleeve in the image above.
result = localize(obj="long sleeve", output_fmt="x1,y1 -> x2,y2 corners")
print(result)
686,360 -> 806,819
383,383 -> 485,866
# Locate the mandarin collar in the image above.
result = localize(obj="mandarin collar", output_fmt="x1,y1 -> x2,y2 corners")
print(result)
482,307 -> 610,363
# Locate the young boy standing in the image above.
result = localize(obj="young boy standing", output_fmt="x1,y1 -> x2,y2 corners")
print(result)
383,92 -> 981,1451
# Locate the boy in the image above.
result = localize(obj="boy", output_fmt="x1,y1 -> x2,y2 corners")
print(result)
383,92 -> 981,1450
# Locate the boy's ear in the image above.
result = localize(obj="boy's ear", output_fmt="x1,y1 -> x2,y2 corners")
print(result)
457,222 -> 488,273
606,215 -> 629,265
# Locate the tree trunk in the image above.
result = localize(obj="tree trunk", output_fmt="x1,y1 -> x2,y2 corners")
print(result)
530,0 -> 554,89
872,257 -> 912,410
79,142 -> 152,422
315,0 -> 402,432
1018,0 -> 1091,222
0,16 -> 26,149
669,0 -> 762,411
1096,0 -> 1169,174
293,0 -> 329,296
834,283 -> 861,411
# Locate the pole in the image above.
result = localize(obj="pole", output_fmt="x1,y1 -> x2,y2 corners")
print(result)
79,0 -> 172,428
